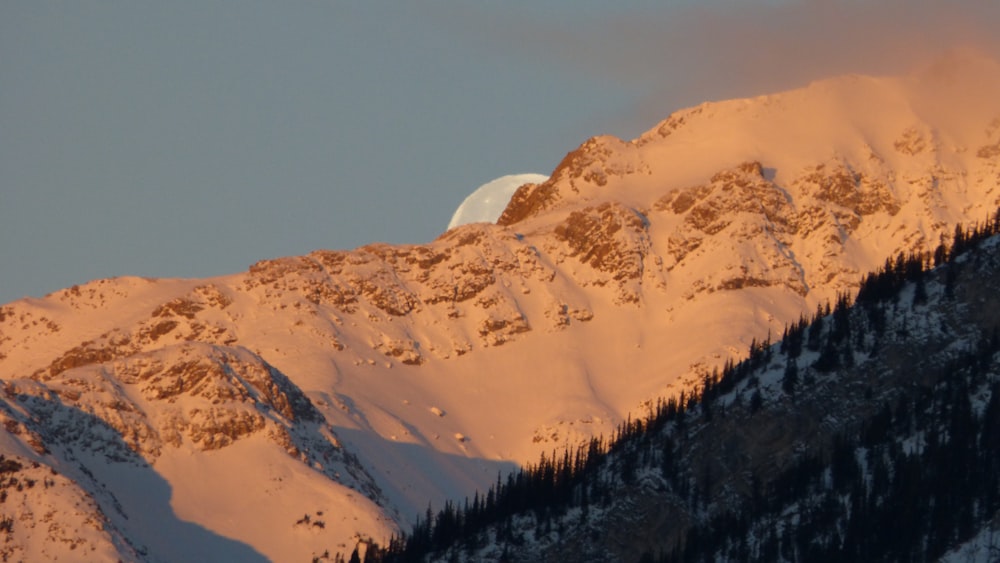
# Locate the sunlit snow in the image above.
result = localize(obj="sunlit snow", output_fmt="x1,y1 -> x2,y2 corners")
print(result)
6,52 -> 1000,561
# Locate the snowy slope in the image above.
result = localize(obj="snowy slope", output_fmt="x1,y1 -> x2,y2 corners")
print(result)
409,212 -> 1000,563
3,51 -> 1000,560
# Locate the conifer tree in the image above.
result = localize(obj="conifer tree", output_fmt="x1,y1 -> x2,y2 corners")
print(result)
782,358 -> 798,394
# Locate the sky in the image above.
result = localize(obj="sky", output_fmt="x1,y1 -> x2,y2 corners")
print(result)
3,1 -> 1000,305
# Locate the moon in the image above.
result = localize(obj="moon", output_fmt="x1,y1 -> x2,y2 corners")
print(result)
447,173 -> 549,230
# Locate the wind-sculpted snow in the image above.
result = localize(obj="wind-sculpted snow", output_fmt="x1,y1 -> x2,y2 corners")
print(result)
3,54 -> 1000,560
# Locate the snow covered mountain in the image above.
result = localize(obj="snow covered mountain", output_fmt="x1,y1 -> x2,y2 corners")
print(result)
3,50 -> 1000,561
383,203 -> 1000,563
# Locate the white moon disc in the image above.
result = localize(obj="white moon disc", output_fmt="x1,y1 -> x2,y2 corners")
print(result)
447,173 -> 549,230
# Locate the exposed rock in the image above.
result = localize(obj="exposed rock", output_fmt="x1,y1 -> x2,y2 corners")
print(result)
552,201 -> 652,304
794,160 -> 900,218
374,339 -> 424,365
893,126 -> 932,156
496,181 -> 560,226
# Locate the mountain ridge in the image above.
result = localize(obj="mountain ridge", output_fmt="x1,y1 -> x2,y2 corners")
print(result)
375,211 -> 1000,562
3,54 -> 1000,559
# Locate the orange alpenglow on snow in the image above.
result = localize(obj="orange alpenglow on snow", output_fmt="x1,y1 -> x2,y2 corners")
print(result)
3,52 -> 1000,559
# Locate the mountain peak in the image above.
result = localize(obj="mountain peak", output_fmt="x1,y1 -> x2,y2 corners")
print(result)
5,60 -> 1000,559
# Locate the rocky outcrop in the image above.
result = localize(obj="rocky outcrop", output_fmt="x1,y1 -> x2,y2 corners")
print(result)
499,136 -> 650,226
11,344 -> 315,458
0,454 -> 137,562
496,180 -> 560,226
551,201 -> 653,304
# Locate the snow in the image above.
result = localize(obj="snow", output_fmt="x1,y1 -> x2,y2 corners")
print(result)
446,174 -> 549,230
4,51 -> 1000,560
150,436 -> 393,562
941,523 -> 1000,563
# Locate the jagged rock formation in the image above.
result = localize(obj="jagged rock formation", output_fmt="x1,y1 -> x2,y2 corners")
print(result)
2,52 -> 1000,560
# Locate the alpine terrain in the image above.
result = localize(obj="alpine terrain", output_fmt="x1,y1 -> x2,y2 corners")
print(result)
369,207 -> 1000,562
2,50 -> 1000,561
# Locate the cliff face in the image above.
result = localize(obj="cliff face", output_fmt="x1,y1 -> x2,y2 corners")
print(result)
3,54 -> 1000,560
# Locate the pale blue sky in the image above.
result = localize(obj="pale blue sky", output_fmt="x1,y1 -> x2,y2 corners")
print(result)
2,1 -> 997,304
